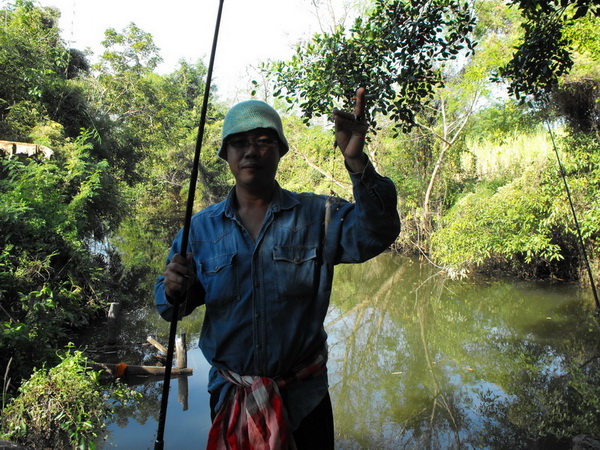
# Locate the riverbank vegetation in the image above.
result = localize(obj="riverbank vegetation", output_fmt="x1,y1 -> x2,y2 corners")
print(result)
2,348 -> 137,449
1,0 -> 599,446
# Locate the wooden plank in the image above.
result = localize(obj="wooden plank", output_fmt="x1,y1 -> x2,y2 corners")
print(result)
147,336 -> 168,354
92,362 -> 192,378
0,140 -> 53,159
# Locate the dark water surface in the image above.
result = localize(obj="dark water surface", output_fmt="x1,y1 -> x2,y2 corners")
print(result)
95,253 -> 600,449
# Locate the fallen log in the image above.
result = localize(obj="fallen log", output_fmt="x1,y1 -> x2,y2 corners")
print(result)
92,362 -> 192,378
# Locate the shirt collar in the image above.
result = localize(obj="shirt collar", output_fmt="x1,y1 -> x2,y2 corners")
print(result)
218,182 -> 300,220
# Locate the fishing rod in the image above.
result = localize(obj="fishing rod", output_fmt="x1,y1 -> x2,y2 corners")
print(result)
546,120 -> 600,313
154,0 -> 225,448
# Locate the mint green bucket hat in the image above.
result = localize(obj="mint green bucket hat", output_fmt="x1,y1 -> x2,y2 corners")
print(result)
219,100 -> 289,160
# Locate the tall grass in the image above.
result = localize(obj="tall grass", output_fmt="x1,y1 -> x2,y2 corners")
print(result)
462,129 -> 558,180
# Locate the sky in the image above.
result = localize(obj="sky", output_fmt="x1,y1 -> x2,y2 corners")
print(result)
33,0 -> 345,103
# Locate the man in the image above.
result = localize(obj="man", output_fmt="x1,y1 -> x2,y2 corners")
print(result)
155,88 -> 400,449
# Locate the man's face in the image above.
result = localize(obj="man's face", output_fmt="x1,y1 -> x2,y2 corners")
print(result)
225,128 -> 281,192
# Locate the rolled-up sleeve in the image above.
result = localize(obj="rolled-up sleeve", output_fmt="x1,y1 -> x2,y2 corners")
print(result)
326,157 -> 400,264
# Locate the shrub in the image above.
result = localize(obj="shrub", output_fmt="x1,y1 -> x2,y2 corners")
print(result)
0,347 -> 137,449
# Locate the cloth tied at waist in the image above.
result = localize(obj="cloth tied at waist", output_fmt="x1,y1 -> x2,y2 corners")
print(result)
206,348 -> 328,450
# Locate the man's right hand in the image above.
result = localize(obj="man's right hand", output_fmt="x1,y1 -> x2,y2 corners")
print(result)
163,253 -> 195,303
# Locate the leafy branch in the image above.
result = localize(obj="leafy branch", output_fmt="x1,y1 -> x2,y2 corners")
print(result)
264,0 -> 476,133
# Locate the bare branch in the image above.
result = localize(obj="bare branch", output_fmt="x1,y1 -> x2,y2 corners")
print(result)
289,147 -> 352,196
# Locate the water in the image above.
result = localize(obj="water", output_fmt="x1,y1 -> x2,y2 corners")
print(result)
99,350 -> 212,449
95,253 -> 600,449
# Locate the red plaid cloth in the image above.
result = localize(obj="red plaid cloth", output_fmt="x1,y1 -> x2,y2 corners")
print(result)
206,348 -> 327,450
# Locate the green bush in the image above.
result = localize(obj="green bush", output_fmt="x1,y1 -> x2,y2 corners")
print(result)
0,347 -> 137,449
431,131 -> 600,279
0,132 -> 117,385
430,161 -> 569,275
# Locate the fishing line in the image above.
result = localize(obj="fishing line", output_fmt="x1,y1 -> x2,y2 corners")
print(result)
545,119 -> 600,313
154,0 -> 225,448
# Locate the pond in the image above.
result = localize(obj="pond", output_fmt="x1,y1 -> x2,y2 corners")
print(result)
93,253 -> 600,449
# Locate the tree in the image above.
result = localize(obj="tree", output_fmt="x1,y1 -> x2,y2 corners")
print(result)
0,1 -> 91,140
0,5 -> 147,393
110,56 -> 229,283
261,0 -> 481,243
0,129 -> 125,386
498,0 -> 600,99
88,23 -> 167,146
265,0 -> 476,134
412,0 -> 526,232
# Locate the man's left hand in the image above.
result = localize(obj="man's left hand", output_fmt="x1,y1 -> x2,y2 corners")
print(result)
333,87 -> 368,172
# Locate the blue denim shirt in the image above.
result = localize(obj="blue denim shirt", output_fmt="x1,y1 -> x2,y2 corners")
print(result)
155,158 -> 400,428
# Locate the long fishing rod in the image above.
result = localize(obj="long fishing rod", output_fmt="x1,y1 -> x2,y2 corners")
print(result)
546,120 -> 600,313
154,0 -> 225,448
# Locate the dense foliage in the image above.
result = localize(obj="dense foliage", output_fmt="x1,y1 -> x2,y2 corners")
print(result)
0,131 -> 124,383
430,111 -> 600,277
0,1 -> 227,397
265,0 -> 476,132
499,0 -> 600,99
1,348 -> 137,449
0,1 -> 78,140
264,0 -> 600,279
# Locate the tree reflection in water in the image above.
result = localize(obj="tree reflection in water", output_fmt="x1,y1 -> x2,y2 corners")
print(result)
99,252 -> 600,448
326,252 -> 600,449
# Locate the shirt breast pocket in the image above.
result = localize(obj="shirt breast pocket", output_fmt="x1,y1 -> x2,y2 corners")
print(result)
273,246 -> 318,300
200,253 -> 240,306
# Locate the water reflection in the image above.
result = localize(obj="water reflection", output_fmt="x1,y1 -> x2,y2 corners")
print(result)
327,254 -> 600,449
96,302 -> 211,448
99,253 -> 600,449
